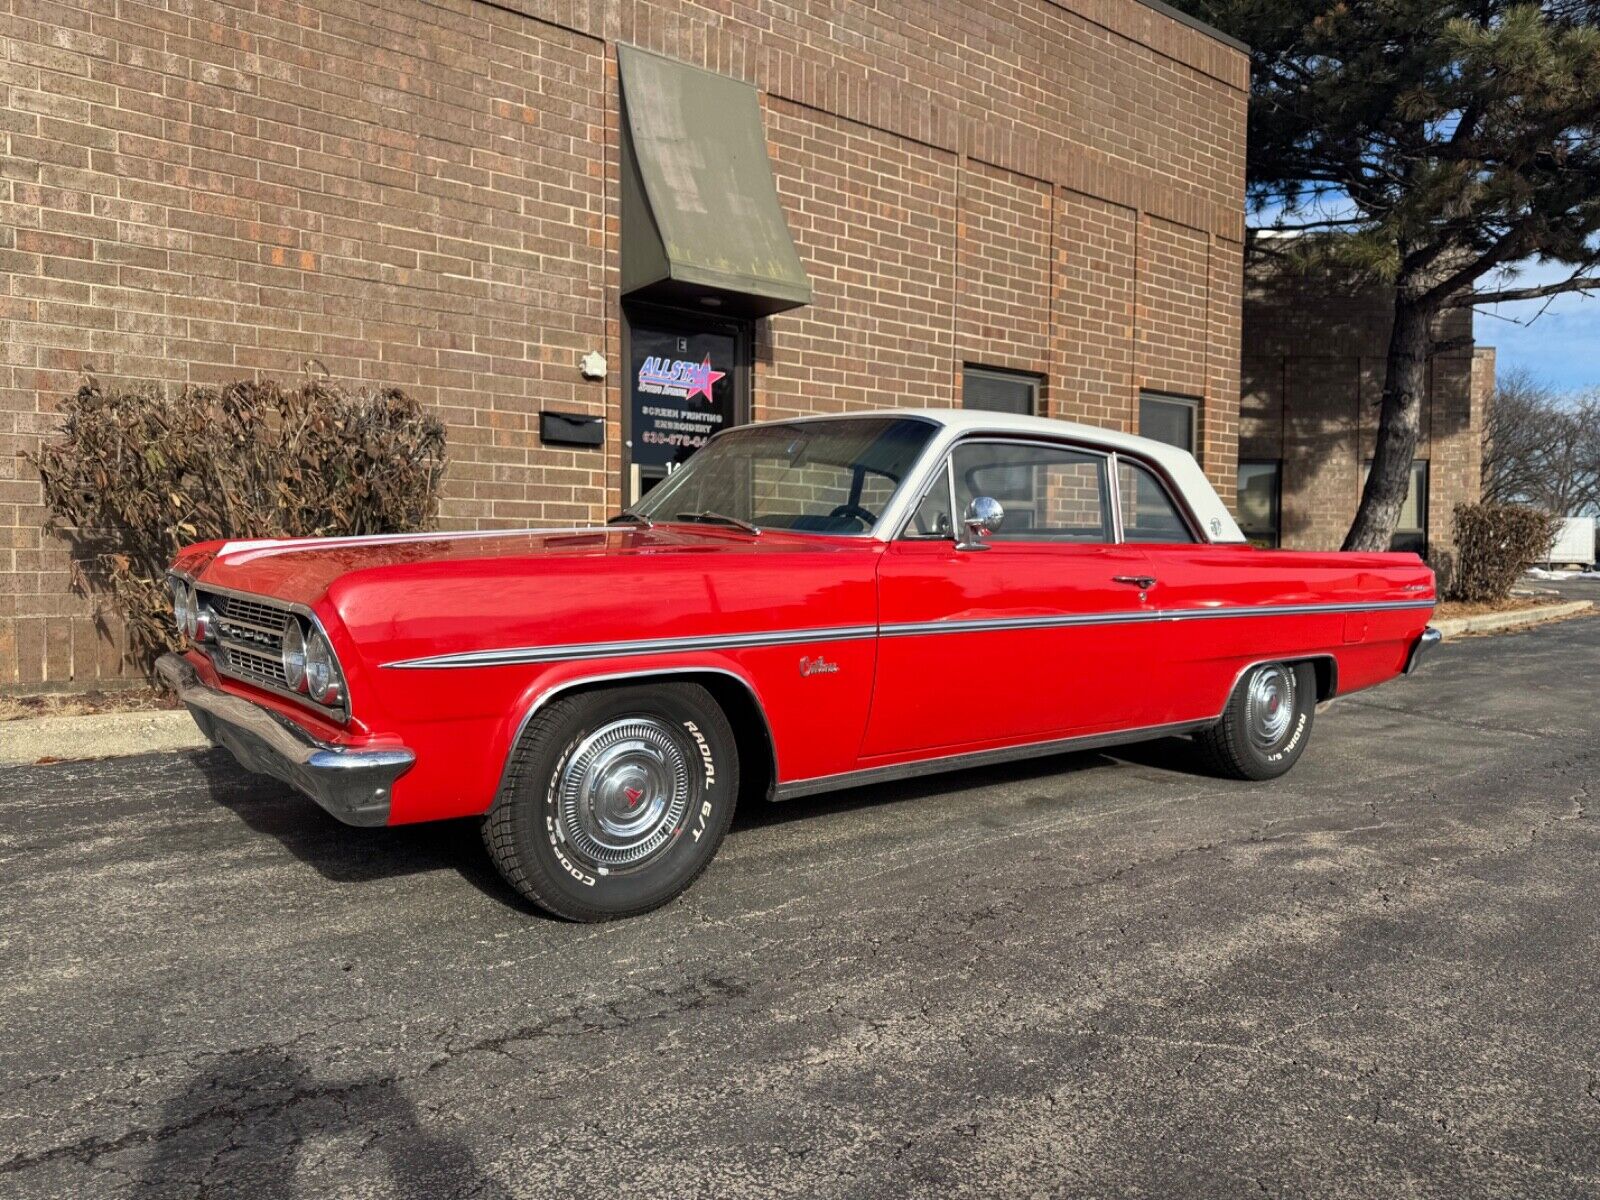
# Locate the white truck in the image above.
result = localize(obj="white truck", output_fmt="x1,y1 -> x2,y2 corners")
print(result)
1542,516 -> 1597,570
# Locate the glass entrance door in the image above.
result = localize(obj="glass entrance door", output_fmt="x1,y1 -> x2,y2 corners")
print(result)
624,306 -> 750,504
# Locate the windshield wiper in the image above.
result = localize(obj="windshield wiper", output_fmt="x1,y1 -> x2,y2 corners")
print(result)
675,510 -> 761,535
607,510 -> 653,528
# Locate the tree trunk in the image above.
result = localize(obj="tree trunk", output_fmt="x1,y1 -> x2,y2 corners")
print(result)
1342,294 -> 1435,552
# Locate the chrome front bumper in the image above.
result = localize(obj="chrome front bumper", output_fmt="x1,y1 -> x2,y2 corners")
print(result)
157,653 -> 412,827
1404,626 -> 1443,674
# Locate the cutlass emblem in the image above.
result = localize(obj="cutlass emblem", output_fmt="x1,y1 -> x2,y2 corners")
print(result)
799,656 -> 839,677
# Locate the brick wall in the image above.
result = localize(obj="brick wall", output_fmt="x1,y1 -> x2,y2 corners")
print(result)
1241,272 -> 1486,553
0,0 -> 1246,688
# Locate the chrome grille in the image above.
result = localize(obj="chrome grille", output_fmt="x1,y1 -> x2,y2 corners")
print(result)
211,594 -> 291,639
224,643 -> 288,685
203,591 -> 293,691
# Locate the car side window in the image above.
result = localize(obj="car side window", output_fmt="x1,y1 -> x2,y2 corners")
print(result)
951,442 -> 1111,543
904,461 -> 954,538
1117,458 -> 1196,543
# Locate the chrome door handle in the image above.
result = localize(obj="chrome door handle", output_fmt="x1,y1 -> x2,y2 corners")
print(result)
1112,575 -> 1156,589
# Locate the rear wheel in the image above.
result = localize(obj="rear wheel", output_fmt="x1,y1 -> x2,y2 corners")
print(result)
483,682 -> 738,921
1196,660 -> 1316,781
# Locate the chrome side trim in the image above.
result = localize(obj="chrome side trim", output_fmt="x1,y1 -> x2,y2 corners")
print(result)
492,667 -> 781,804
386,624 -> 880,670
382,599 -> 1434,670
878,599 -> 1433,639
774,718 -> 1213,800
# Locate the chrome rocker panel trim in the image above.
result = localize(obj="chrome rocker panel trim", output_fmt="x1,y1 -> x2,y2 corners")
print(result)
381,599 -> 1435,670
1404,626 -> 1443,674
157,653 -> 413,827
774,718 -> 1213,800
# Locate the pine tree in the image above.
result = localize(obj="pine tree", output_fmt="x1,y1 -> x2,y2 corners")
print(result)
1173,1 -> 1600,549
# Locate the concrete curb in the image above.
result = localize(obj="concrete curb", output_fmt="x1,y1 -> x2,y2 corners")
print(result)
0,709 -> 207,767
1434,599 -> 1594,638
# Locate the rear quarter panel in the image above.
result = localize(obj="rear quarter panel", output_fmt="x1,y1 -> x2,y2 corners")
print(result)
1136,544 -> 1435,724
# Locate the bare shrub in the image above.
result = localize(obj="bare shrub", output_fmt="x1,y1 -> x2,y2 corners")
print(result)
30,377 -> 448,672
1446,502 -> 1560,603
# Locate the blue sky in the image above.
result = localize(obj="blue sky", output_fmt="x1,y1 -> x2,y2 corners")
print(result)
1476,261 -> 1600,394
1251,197 -> 1599,394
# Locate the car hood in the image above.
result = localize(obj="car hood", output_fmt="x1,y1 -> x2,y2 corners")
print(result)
176,524 -> 855,607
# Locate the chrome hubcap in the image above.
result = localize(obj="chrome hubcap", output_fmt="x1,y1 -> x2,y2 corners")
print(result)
554,717 -> 691,871
1245,664 -> 1296,751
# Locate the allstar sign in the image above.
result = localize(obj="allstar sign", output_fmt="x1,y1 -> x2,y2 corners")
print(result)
683,355 -> 725,403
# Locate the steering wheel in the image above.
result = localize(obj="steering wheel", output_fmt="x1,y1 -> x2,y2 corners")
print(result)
827,503 -> 877,530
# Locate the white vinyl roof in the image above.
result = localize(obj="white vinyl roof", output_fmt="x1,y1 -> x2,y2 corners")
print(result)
772,408 -> 1247,543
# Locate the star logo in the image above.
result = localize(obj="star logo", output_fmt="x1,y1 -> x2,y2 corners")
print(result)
682,355 -> 725,403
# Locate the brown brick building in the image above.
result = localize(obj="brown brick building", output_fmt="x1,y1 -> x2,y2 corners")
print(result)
1239,267 -> 1491,555
0,0 -> 1247,689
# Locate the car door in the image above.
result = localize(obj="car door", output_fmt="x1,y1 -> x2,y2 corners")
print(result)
861,438 -> 1160,759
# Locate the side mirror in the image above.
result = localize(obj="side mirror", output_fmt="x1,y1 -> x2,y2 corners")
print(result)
959,496 -> 1004,550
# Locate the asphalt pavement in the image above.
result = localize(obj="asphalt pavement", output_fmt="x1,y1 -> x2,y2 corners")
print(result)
2,615 -> 1598,1199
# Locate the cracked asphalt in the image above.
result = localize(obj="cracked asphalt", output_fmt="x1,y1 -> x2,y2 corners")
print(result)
2,617 -> 1598,1199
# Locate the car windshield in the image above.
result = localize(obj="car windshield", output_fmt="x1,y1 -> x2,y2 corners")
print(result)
632,417 -> 937,535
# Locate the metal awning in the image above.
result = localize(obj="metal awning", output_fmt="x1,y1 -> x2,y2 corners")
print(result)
617,45 -> 812,318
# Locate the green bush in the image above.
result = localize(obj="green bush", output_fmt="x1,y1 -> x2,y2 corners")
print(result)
31,376 -> 448,672
1446,502 -> 1560,603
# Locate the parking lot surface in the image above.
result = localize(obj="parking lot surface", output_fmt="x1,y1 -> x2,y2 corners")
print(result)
2,616 -> 1598,1199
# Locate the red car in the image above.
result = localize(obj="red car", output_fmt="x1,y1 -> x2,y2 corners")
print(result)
160,411 -> 1439,920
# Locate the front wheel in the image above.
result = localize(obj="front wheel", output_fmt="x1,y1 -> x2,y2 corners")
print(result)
483,682 -> 738,920
1195,660 -> 1316,781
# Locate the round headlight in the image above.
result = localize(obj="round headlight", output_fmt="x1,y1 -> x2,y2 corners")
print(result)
171,579 -> 189,633
182,583 -> 199,640
304,629 -> 343,705
191,598 -> 213,643
281,620 -> 307,692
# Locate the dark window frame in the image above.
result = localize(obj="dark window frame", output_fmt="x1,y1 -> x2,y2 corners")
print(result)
962,364 -> 1042,416
1362,458 -> 1429,555
1139,391 -> 1199,455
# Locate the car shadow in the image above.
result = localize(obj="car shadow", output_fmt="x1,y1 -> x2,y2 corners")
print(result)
730,744 -> 1124,833
187,748 -> 549,917
187,733 -> 1211,908
731,733 -> 1218,833
1100,733 -> 1218,778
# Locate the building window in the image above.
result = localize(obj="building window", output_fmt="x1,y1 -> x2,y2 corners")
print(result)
963,365 -> 1039,415
1237,460 -> 1281,548
1362,460 -> 1429,555
1139,392 -> 1198,454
